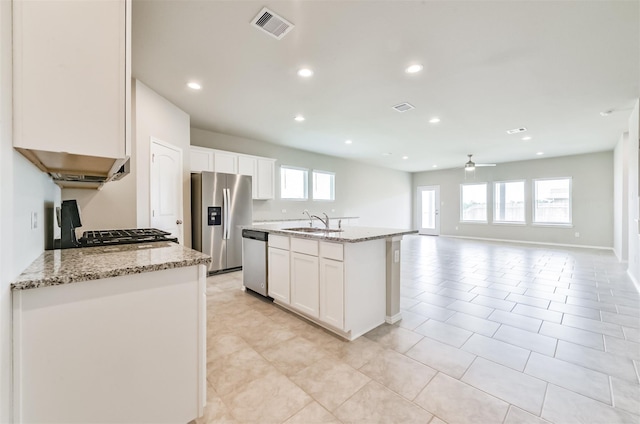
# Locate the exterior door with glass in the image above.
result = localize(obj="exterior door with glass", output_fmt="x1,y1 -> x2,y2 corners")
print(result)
418,186 -> 440,235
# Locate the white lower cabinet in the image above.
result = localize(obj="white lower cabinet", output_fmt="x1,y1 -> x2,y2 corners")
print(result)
290,252 -> 320,318
268,235 -> 385,340
319,258 -> 344,329
12,265 -> 207,423
268,247 -> 290,304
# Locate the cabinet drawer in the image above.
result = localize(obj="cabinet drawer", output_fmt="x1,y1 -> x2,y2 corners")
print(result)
269,235 -> 289,250
320,241 -> 343,261
291,238 -> 318,256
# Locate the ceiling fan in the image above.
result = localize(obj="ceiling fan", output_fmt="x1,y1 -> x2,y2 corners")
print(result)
464,154 -> 496,171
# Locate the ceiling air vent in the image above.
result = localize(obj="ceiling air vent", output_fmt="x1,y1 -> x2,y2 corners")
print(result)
506,127 -> 527,134
392,102 -> 415,112
251,7 -> 294,40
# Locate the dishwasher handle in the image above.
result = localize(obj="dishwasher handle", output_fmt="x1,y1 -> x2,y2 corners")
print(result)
242,229 -> 268,242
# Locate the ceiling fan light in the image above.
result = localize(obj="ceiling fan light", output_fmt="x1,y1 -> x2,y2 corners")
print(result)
465,162 -> 475,171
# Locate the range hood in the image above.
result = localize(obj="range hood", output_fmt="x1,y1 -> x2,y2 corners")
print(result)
15,148 -> 130,189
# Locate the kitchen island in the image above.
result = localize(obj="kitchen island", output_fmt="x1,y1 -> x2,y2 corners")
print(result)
248,225 -> 417,340
11,242 -> 211,424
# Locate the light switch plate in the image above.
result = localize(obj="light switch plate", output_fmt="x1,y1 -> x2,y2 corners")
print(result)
31,211 -> 38,229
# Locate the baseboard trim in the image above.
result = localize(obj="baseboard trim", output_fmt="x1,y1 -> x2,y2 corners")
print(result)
626,270 -> 640,294
612,248 -> 629,264
385,313 -> 402,325
442,235 -> 613,251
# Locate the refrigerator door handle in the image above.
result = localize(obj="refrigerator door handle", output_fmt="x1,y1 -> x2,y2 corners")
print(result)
223,188 -> 230,239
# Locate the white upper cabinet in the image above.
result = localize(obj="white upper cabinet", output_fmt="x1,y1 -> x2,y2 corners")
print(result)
13,0 -> 131,181
213,151 -> 237,174
190,146 -> 275,199
256,158 -> 275,200
238,155 -> 256,177
190,147 -> 214,173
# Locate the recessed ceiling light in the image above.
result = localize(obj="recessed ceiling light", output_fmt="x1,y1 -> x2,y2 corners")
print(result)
522,136 -> 532,141
405,64 -> 423,74
294,115 -> 305,122
345,140 -> 352,144
402,156 -> 409,160
382,152 -> 392,156
432,165 -> 438,168
297,68 -> 313,77
536,152 -> 544,156
187,82 -> 202,90
429,117 -> 441,124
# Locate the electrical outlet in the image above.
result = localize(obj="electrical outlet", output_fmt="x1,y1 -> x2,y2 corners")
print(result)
31,211 -> 38,229
455,226 -> 459,230
331,208 -> 335,213
575,232 -> 580,238
281,209 -> 286,214
394,250 -> 400,263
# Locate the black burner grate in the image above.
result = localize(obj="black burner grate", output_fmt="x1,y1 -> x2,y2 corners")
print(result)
81,228 -> 178,246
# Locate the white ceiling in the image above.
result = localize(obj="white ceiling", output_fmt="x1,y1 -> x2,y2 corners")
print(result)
132,0 -> 639,172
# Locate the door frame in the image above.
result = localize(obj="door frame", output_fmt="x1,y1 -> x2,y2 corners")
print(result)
417,185 -> 440,236
149,136 -> 184,243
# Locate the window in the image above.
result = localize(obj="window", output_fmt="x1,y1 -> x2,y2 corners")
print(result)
312,170 -> 335,201
460,183 -> 487,222
494,181 -> 525,223
280,166 -> 308,200
533,178 -> 572,224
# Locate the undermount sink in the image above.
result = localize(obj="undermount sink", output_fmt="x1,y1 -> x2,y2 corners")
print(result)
283,227 -> 344,233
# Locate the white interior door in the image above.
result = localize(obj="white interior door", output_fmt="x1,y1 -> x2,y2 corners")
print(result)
418,185 -> 440,235
150,138 -> 183,243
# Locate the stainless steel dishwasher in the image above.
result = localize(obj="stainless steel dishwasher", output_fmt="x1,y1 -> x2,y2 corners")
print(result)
242,229 -> 269,297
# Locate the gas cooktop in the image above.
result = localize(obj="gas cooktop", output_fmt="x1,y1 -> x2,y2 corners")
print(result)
81,228 -> 178,247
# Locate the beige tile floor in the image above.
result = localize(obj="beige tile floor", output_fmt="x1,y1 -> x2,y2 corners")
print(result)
196,235 -> 640,424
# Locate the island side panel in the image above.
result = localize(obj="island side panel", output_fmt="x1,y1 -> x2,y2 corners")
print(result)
344,239 -> 386,339
12,265 -> 204,424
197,264 -> 207,416
385,236 -> 403,324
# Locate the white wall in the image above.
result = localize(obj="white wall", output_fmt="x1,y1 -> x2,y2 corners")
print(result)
62,80 -> 192,246
614,132 -> 629,261
190,128 -> 412,228
0,2 -> 61,420
626,100 -> 640,284
412,152 -> 614,248
62,177 -> 137,232
134,80 -> 191,246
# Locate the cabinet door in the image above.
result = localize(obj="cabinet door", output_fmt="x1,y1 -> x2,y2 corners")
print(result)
319,258 -> 344,329
290,252 -> 319,318
213,151 -> 238,174
190,148 -> 214,172
268,247 -> 290,304
13,0 -> 129,159
256,159 -> 275,199
238,156 -> 257,198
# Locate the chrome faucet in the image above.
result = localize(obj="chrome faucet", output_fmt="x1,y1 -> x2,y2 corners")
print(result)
303,209 -> 313,227
311,212 -> 330,229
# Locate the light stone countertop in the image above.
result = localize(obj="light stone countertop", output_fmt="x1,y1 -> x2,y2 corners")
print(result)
253,216 -> 359,223
11,242 -> 212,291
246,225 -> 418,243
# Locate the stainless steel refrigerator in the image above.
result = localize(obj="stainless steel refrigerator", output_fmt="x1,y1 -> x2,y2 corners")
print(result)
191,172 -> 253,273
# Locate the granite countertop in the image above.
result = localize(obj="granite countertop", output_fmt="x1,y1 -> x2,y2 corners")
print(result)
247,225 -> 417,243
11,242 -> 212,291
253,216 -> 359,223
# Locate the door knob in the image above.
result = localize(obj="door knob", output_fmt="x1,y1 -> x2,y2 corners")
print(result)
176,219 -> 183,225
